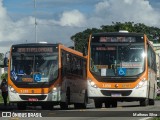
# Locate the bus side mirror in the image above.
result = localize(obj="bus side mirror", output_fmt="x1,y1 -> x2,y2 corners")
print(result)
4,57 -> 8,67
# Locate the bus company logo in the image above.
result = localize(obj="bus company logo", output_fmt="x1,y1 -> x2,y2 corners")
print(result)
2,112 -> 11,117
115,84 -> 118,88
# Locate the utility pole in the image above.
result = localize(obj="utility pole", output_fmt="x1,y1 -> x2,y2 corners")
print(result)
34,0 -> 37,43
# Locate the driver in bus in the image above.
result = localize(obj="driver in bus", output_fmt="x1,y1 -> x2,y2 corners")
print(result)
25,65 -> 33,75
130,54 -> 141,62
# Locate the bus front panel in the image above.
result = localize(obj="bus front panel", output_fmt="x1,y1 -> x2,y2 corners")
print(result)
87,34 -> 150,101
8,45 -> 60,102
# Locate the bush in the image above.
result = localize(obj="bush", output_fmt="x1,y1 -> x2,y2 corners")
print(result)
156,96 -> 160,100
1,72 -> 8,80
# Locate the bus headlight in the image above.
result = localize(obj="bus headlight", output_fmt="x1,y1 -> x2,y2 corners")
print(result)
88,79 -> 97,88
9,86 -> 17,93
53,87 -> 57,91
52,87 -> 57,93
136,78 -> 146,89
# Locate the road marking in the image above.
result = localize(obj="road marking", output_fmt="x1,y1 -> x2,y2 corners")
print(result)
139,117 -> 152,120
79,109 -> 86,111
101,108 -> 107,110
10,117 -> 20,120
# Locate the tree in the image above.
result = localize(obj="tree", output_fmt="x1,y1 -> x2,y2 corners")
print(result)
71,22 -> 160,52
1,72 -> 8,80
0,53 -> 4,67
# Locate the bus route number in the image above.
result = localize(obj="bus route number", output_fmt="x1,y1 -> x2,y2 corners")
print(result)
20,89 -> 29,93
102,84 -> 111,88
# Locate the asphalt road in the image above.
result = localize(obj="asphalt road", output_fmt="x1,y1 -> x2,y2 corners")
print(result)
0,100 -> 160,120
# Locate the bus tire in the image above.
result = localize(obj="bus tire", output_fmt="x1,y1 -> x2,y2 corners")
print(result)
140,99 -> 148,106
81,91 -> 88,109
17,103 -> 26,110
74,103 -> 81,109
74,91 -> 87,109
149,99 -> 155,105
149,85 -> 155,105
60,102 -> 68,110
42,103 -> 53,110
60,87 -> 70,110
111,101 -> 117,108
105,101 -> 110,108
94,100 -> 102,108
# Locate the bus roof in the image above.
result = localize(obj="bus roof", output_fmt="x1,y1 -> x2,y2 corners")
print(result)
91,32 -> 144,37
11,43 -> 61,47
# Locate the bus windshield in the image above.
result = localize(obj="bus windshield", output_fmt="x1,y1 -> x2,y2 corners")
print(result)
90,41 -> 145,77
10,46 -> 58,83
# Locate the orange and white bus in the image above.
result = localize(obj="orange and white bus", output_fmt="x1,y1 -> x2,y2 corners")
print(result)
86,31 -> 157,108
5,43 -> 87,110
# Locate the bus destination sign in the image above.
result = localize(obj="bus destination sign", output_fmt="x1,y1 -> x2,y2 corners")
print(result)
17,47 -> 53,53
99,37 -> 136,43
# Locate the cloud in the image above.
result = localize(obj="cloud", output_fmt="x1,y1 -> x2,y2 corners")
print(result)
0,2 -> 86,54
90,0 -> 160,27
0,0 -> 8,20
58,10 -> 86,27
95,0 -> 110,13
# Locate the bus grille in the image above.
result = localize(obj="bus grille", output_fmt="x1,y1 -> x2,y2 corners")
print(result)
101,90 -> 132,96
19,95 -> 47,100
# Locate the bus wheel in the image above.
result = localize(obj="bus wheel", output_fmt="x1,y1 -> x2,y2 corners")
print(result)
60,102 -> 68,110
149,86 -> 155,105
60,88 -> 70,110
94,100 -> 102,108
74,94 -> 87,109
140,99 -> 148,106
82,98 -> 87,109
74,103 -> 81,109
105,101 -> 111,108
149,99 -> 155,105
74,100 -> 87,109
42,104 -> 53,110
81,91 -> 88,109
111,101 -> 117,108
17,103 -> 26,110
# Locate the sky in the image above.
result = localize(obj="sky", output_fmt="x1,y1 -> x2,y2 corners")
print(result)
0,0 -> 160,54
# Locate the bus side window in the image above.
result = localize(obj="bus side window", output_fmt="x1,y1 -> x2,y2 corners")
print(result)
4,57 -> 8,67
61,51 -> 66,77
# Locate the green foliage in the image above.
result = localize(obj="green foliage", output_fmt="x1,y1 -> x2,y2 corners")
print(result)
0,95 -> 3,103
158,82 -> 160,88
71,22 -> 160,52
152,117 -> 160,120
156,96 -> 160,100
1,72 -> 8,80
0,53 -> 4,67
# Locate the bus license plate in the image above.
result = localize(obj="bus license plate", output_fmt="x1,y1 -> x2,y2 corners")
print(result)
111,93 -> 121,97
28,98 -> 38,101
